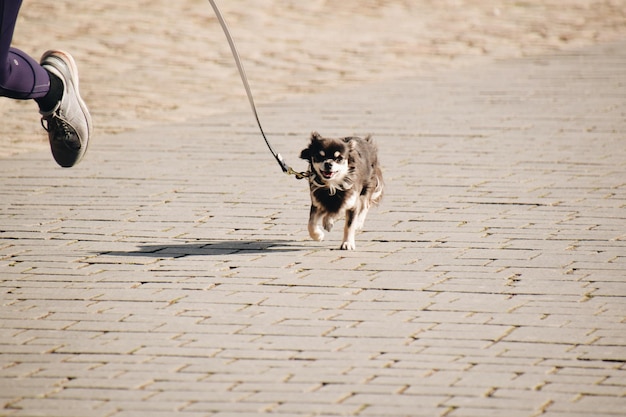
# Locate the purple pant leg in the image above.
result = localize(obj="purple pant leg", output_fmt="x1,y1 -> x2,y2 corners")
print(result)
0,0 -> 50,99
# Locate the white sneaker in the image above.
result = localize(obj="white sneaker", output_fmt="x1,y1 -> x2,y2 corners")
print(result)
39,50 -> 92,167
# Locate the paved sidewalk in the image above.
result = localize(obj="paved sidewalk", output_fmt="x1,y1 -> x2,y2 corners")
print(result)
1,40 -> 625,417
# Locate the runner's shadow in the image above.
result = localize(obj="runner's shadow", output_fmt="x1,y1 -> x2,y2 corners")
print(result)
103,240 -> 305,258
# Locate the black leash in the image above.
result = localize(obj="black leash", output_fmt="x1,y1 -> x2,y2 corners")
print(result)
207,0 -> 309,180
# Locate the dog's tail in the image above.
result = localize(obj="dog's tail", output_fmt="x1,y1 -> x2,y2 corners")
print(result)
363,135 -> 383,205
372,165 -> 384,205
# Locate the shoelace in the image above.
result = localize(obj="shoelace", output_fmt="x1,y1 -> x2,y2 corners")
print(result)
41,114 -> 80,149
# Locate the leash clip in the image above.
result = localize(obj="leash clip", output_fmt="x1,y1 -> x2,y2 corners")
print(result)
276,152 -> 309,180
286,166 -> 311,180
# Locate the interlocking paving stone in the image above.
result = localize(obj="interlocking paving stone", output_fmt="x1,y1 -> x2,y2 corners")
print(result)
1,41 -> 626,416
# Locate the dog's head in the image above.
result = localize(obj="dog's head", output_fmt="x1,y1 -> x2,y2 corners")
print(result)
300,132 -> 352,184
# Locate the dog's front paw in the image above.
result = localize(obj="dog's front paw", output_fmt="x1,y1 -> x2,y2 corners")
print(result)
340,240 -> 356,250
309,227 -> 325,242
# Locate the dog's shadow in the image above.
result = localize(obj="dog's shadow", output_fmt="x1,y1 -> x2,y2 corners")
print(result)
103,239 -> 305,259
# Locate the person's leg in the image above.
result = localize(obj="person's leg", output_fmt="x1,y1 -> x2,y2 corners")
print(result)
0,0 -> 50,99
0,0 -> 91,167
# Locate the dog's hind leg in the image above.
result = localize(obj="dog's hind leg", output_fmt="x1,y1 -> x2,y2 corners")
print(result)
323,215 -> 335,232
354,206 -> 369,232
340,209 -> 357,250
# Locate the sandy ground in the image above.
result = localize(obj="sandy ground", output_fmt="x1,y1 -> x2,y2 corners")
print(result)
1,0 -> 625,158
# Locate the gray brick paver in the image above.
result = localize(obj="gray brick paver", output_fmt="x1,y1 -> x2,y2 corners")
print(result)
2,41 -> 626,416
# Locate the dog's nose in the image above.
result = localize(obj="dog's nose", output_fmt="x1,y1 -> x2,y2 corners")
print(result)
324,162 -> 333,171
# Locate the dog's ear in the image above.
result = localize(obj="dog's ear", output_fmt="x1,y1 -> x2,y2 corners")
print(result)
302,132 -> 321,159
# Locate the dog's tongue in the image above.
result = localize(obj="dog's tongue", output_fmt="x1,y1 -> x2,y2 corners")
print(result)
322,171 -> 334,178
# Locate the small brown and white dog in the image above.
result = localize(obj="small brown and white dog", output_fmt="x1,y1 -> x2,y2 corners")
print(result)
300,132 -> 383,250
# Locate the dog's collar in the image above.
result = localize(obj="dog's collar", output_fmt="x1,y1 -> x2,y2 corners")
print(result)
309,169 -> 354,194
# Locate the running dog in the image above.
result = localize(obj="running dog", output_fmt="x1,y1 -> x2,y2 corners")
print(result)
300,132 -> 383,250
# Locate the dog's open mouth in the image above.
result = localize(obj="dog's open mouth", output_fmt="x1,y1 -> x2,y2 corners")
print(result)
321,170 -> 336,179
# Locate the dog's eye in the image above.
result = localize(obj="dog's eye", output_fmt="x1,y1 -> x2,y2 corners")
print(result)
311,150 -> 326,162
335,155 -> 344,162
